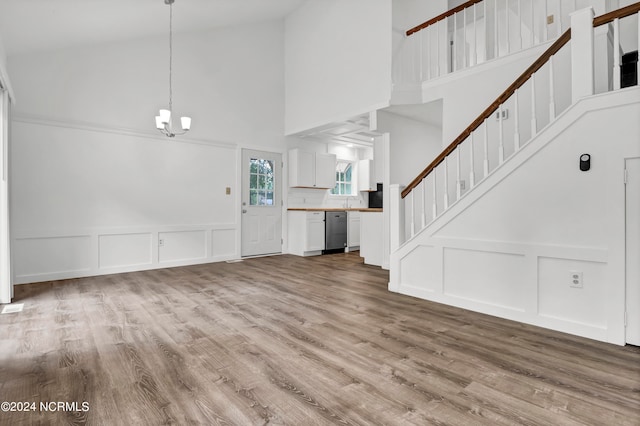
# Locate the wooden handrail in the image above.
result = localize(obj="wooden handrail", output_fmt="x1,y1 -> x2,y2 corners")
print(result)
401,29 -> 571,198
406,0 -> 484,36
593,2 -> 640,27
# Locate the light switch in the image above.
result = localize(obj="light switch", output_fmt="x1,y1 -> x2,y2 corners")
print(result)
226,187 -> 231,195
547,15 -> 554,24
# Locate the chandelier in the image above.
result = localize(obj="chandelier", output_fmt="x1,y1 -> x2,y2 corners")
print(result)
155,0 -> 191,137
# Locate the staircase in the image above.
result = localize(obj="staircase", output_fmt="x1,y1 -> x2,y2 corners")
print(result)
388,2 -> 640,345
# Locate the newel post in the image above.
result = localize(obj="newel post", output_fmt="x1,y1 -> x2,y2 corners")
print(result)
571,7 -> 595,103
389,184 -> 406,253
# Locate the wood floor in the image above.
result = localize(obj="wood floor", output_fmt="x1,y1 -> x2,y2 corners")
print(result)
1,252 -> 639,425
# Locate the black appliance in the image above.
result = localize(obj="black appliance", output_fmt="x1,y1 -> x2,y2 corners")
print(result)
368,183 -> 383,208
621,50 -> 638,88
323,211 -> 347,254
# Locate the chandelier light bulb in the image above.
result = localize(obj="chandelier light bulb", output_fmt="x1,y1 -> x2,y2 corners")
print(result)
180,116 -> 191,131
159,109 -> 171,124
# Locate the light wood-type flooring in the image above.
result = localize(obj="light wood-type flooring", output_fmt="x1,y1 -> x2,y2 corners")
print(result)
1,252 -> 639,425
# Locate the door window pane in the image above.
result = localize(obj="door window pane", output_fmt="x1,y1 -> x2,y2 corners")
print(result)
249,158 -> 275,206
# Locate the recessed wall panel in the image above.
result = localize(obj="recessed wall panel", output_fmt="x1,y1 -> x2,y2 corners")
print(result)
399,245 -> 440,292
212,229 -> 236,257
159,230 -> 206,263
14,236 -> 91,278
443,248 -> 526,311
99,233 -> 152,269
538,257 -> 607,328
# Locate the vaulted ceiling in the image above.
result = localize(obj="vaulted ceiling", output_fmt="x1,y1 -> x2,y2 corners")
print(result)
0,0 -> 306,55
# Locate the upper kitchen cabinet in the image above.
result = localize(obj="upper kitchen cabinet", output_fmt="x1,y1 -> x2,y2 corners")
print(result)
358,159 -> 376,192
289,149 -> 336,189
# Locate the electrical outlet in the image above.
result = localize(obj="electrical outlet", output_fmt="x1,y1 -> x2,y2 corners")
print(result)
570,271 -> 583,288
159,239 -> 165,247
495,109 -> 509,121
547,15 -> 554,25
459,180 -> 466,190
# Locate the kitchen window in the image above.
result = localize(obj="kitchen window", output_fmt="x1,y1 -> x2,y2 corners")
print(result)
331,160 -> 354,196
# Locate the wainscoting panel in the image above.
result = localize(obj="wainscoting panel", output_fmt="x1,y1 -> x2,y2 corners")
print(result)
158,230 -> 207,263
538,257 -> 607,328
212,228 -> 236,258
398,245 -> 441,292
98,233 -> 152,270
14,235 -> 91,279
443,247 -> 526,311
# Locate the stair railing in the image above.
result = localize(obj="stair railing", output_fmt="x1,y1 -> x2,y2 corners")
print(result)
395,2 -> 640,245
393,0 -> 584,85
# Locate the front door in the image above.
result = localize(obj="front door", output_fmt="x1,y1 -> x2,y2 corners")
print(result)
241,149 -> 282,257
626,158 -> 640,345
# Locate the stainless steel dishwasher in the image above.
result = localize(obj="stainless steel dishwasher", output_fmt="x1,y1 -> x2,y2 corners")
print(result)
323,211 -> 347,254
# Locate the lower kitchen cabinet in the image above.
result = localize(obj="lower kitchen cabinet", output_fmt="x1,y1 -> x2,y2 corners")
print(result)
288,211 -> 325,256
360,211 -> 383,266
347,211 -> 360,250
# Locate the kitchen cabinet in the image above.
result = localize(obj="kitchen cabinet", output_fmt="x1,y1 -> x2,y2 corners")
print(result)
360,211 -> 383,266
288,211 -> 325,256
289,149 -> 336,189
347,211 -> 360,250
358,159 -> 376,192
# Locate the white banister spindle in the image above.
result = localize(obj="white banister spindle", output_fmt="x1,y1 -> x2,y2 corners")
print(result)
498,104 -> 504,164
463,8 -> 468,69
453,14 -> 457,72
613,18 -> 621,90
472,4 -> 478,66
410,191 -> 415,237
437,20 -> 442,77
517,0 -> 522,51
484,0 -> 489,61
505,0 -> 510,54
514,88 -> 520,151
531,75 -> 538,136
483,118 -> 490,176
418,30 -> 424,82
443,159 -> 450,209
426,27 -> 431,81
494,0 -> 499,58
469,131 -> 476,188
421,178 -> 427,229
543,0 -> 548,41
558,0 -> 563,33
549,56 -> 556,120
456,148 -> 462,199
530,0 -> 535,47
432,173 -> 438,219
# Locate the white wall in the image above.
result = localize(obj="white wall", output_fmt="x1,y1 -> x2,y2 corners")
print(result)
394,0 -> 447,32
378,108 -> 443,241
377,109 -> 443,186
390,88 -> 640,345
9,21 -> 288,284
285,0 -> 393,135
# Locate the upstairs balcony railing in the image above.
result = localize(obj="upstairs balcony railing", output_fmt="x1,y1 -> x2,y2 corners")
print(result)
393,0 -> 588,85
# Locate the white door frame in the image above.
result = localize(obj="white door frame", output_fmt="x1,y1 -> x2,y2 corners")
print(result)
625,157 -> 640,345
240,149 -> 283,257
0,89 -> 11,304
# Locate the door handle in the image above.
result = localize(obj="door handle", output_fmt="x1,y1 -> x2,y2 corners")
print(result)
242,209 -> 247,214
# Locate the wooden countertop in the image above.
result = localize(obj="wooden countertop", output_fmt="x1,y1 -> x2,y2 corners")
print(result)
288,208 -> 383,212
